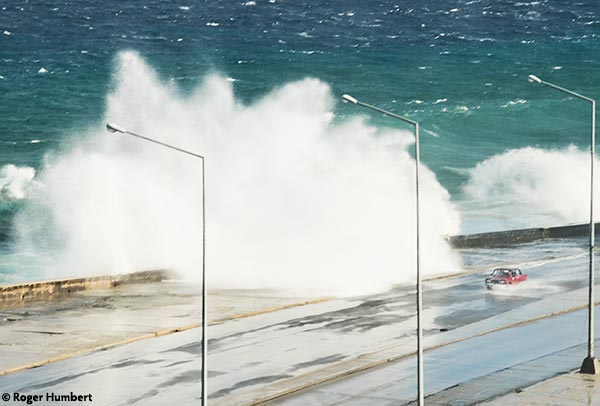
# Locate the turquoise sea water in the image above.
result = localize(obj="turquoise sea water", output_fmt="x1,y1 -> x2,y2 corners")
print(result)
1,0 -> 600,285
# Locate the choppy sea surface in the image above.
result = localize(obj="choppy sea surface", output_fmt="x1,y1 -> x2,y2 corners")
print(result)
1,0 -> 600,289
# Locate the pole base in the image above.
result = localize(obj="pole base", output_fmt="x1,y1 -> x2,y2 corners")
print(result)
580,356 -> 600,374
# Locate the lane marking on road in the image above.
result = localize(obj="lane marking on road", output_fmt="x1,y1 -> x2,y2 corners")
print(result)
230,301 -> 598,406
0,252 -> 583,380
0,251 -> 582,379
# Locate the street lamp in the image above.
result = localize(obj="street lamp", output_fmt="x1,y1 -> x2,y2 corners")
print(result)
528,75 -> 598,374
106,122 -> 210,401
341,95 -> 424,405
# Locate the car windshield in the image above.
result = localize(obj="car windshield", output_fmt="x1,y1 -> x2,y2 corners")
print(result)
492,269 -> 513,277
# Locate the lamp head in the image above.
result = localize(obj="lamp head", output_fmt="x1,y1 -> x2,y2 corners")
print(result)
341,94 -> 358,104
106,122 -> 127,134
528,74 -> 542,84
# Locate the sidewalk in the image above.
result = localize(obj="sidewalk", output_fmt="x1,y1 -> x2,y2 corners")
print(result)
414,342 -> 585,405
483,369 -> 600,405
0,278 -> 325,374
3,273 -> 599,405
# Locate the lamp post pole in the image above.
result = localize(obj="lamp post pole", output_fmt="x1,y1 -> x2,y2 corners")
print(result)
528,75 -> 598,374
106,123 -> 209,401
341,95 -> 424,406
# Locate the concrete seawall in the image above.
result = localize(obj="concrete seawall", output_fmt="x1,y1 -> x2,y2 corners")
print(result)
448,222 -> 598,248
0,269 -> 172,309
0,223 -> 593,307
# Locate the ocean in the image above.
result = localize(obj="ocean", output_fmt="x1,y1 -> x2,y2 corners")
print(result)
1,0 -> 599,293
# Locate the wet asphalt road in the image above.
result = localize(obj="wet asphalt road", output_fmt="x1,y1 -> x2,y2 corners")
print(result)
0,239 -> 595,405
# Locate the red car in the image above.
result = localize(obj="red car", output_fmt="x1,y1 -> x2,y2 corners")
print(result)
485,268 -> 527,290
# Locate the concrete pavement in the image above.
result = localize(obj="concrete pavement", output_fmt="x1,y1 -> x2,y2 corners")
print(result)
3,290 -> 598,406
1,238 -> 597,405
261,303 -> 594,405
2,274 -> 598,405
483,369 -> 600,406
0,279 -> 327,374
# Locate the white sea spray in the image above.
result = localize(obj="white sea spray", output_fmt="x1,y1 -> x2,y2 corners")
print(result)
16,51 -> 462,295
463,145 -> 598,229
0,164 -> 35,201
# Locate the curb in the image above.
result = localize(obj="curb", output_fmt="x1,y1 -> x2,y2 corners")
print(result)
215,301 -> 599,405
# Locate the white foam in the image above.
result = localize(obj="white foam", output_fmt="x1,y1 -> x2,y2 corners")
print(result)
462,145 -> 598,229
17,51 -> 462,296
0,164 -> 35,200
500,99 -> 527,108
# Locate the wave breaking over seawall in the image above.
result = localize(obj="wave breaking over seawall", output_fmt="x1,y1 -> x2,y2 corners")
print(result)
461,145 -> 600,232
13,51 -> 462,295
